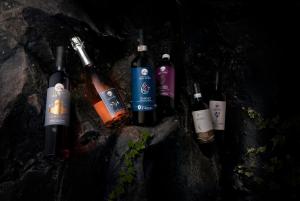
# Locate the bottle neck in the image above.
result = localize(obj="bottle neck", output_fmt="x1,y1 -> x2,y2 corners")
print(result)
55,46 -> 64,72
215,71 -> 220,91
70,37 -> 93,67
76,46 -> 93,67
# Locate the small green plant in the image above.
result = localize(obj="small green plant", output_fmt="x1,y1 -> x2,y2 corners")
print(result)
234,146 -> 267,180
108,130 -> 152,201
243,107 -> 266,129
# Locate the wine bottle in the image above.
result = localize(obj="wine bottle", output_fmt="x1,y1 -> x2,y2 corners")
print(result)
44,46 -> 70,158
191,83 -> 214,143
156,53 -> 175,116
131,30 -> 157,126
70,36 -> 128,127
209,71 -> 226,133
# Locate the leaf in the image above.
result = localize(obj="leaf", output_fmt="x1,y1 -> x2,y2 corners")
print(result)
128,140 -> 135,148
244,171 -> 254,177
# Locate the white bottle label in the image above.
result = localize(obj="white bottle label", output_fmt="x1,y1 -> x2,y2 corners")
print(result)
209,100 -> 226,130
192,109 -> 213,133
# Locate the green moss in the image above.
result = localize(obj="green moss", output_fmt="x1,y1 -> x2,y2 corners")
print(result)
108,130 -> 152,201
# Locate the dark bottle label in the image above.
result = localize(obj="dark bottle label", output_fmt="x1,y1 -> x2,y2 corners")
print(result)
131,67 -> 155,111
99,88 -> 126,116
156,65 -> 175,98
45,83 -> 70,126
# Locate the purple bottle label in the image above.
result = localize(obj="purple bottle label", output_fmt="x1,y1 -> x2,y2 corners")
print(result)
156,65 -> 175,98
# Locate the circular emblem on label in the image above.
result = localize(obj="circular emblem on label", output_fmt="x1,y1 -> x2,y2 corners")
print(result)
160,66 -> 166,72
54,83 -> 64,92
141,82 -> 150,94
106,91 -> 113,97
141,68 -> 148,76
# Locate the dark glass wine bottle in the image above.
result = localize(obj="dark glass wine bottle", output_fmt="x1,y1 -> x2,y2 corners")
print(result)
156,53 -> 175,117
71,36 -> 128,127
44,46 -> 70,158
209,71 -> 226,133
191,83 -> 214,143
131,30 -> 157,126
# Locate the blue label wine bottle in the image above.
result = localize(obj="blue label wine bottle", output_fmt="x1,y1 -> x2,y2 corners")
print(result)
131,29 -> 157,126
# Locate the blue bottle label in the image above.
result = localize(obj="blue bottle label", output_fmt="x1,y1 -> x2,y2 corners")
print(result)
99,88 -> 126,116
131,67 -> 155,111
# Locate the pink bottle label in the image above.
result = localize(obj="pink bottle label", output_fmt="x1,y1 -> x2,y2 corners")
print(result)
156,65 -> 175,98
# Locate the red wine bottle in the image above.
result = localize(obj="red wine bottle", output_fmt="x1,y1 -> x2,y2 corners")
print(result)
156,53 -> 175,117
209,71 -> 226,133
191,83 -> 214,143
44,46 -> 70,158
131,30 -> 157,126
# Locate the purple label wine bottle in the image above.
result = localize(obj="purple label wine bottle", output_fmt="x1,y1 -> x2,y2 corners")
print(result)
156,54 -> 175,116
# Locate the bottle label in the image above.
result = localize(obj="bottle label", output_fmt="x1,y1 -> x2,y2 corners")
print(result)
209,100 -> 226,130
45,83 -> 70,126
99,88 -> 126,116
192,109 -> 213,133
156,65 -> 175,98
131,67 -> 155,111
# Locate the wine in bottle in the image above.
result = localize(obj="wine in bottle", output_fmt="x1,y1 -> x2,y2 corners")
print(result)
156,53 -> 175,116
191,83 -> 214,143
131,30 -> 157,126
70,36 -> 128,127
209,71 -> 226,133
44,46 -> 70,158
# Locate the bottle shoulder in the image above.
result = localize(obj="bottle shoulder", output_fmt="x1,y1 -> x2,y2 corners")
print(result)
192,98 -> 208,111
131,53 -> 153,67
210,91 -> 226,101
48,71 -> 69,87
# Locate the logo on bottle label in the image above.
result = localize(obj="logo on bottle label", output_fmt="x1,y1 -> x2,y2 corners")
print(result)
160,66 -> 166,72
99,88 -> 126,116
54,83 -> 64,92
209,100 -> 226,130
156,65 -> 175,98
141,82 -> 150,94
141,68 -> 148,76
131,67 -> 155,111
45,85 -> 70,126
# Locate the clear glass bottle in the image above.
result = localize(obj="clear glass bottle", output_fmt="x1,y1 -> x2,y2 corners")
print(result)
191,83 -> 214,143
71,36 -> 128,127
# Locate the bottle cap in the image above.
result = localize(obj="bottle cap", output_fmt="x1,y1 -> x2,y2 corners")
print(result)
137,45 -> 147,52
70,36 -> 84,50
162,54 -> 170,59
194,93 -> 202,98
70,36 -> 93,66
193,83 -> 202,98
